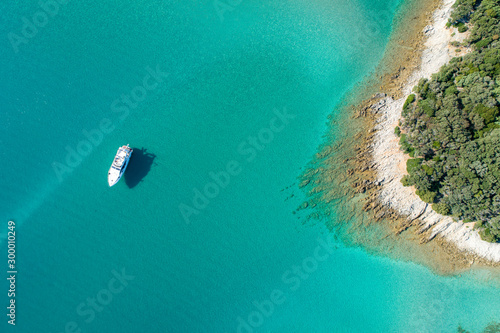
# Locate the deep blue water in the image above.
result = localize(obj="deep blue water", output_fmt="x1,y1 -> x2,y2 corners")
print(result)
1,1 -> 499,332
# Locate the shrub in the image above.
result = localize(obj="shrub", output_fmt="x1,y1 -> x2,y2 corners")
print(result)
399,134 -> 414,153
473,104 -> 499,124
479,228 -> 498,243
403,94 -> 416,109
476,38 -> 492,49
401,175 -> 412,186
485,8 -> 500,17
450,0 -> 478,24
418,99 -> 435,117
406,158 -> 423,174
422,164 -> 434,176
482,217 -> 500,243
416,190 -> 437,203
432,202 -> 451,215
445,85 -> 459,96
415,78 -> 429,94
394,126 -> 401,137
458,24 -> 468,33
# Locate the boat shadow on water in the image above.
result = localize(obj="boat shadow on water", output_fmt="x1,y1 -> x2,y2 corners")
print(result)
124,148 -> 157,188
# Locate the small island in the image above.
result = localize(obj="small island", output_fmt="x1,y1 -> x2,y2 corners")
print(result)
366,0 -> 500,265
397,0 -> 500,243
300,0 -> 500,271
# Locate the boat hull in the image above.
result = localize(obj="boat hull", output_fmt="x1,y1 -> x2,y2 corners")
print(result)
108,145 -> 133,187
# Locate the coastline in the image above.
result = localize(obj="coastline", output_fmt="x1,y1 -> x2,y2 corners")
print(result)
300,0 -> 500,273
370,0 -> 500,263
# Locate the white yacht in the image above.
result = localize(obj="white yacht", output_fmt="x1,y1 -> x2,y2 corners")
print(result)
108,145 -> 133,187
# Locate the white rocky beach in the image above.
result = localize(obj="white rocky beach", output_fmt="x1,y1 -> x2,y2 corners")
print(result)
371,0 -> 500,262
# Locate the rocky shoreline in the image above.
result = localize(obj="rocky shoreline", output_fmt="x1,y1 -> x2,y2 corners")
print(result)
299,0 -> 500,273
355,0 -> 500,264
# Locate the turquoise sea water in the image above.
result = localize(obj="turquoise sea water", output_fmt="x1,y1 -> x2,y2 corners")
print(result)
1,0 -> 499,332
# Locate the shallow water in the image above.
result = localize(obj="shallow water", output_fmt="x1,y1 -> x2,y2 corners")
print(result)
0,0 -> 499,332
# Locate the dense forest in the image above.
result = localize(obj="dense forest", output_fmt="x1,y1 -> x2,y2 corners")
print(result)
397,0 -> 500,242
